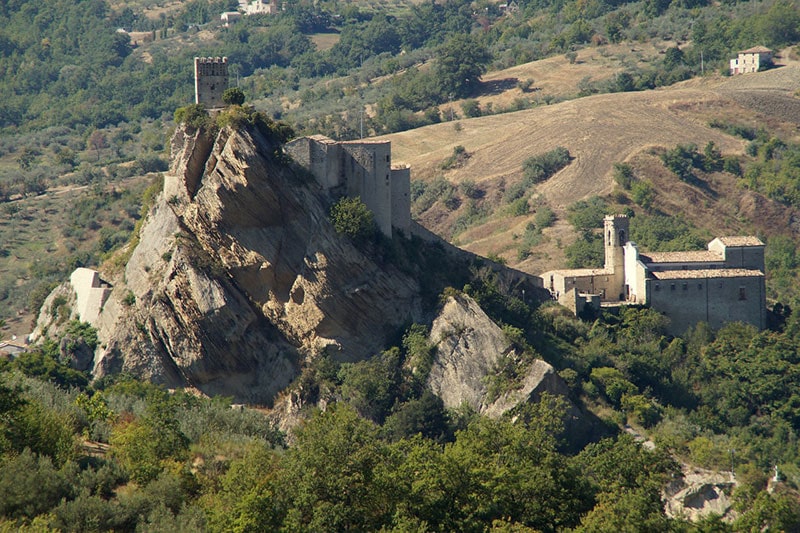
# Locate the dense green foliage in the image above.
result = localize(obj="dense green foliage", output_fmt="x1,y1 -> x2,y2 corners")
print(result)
329,196 -> 376,242
4,0 -> 800,528
3,276 -> 800,529
523,146 -> 572,184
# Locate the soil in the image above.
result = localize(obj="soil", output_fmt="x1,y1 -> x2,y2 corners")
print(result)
379,49 -> 800,275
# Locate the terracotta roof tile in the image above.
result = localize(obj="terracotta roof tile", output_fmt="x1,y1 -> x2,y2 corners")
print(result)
640,251 -> 722,263
716,236 -> 764,247
651,269 -> 764,280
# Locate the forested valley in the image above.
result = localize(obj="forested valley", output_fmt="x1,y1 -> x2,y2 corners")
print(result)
4,0 -> 800,530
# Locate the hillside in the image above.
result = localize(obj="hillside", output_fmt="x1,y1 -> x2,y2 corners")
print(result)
381,59 -> 800,275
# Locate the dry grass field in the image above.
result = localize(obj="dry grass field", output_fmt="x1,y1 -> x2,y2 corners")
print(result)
380,48 -> 800,275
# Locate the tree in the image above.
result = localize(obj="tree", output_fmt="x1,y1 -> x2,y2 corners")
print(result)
330,196 -> 375,242
281,405 -> 395,531
222,87 -> 245,106
435,34 -> 491,99
87,130 -> 108,162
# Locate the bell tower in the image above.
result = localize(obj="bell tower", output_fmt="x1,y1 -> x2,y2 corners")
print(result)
604,214 -> 628,300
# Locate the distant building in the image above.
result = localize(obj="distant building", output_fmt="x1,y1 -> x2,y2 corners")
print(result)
0,341 -> 27,359
244,0 -> 278,15
285,135 -> 411,238
194,57 -> 229,109
541,215 -> 766,333
730,46 -> 773,75
220,12 -> 242,26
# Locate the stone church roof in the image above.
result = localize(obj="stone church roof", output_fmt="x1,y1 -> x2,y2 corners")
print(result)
714,236 -> 764,247
640,250 -> 722,264
651,268 -> 764,280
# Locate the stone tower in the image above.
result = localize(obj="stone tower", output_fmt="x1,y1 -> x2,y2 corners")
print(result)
194,57 -> 229,109
603,214 -> 628,301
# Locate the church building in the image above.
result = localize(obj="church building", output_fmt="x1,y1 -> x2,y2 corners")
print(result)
541,215 -> 766,333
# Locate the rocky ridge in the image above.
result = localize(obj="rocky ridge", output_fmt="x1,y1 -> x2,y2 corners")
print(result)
34,122 -> 560,417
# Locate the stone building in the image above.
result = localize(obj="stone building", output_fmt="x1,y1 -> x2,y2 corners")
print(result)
194,57 -> 229,109
729,46 -> 773,75
541,215 -> 766,333
243,0 -> 278,15
285,135 -> 411,237
70,267 -> 112,326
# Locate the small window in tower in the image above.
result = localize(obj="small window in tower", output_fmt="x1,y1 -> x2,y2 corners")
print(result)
386,155 -> 390,162
619,230 -> 625,243
698,283 -> 703,290
655,284 -> 660,291
682,283 -> 688,291
670,283 -> 676,291
739,287 -> 747,300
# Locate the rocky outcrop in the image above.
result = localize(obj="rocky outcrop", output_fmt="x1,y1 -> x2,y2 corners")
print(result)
664,466 -> 737,522
33,121 -> 552,410
428,294 -> 573,418
38,123 -> 425,403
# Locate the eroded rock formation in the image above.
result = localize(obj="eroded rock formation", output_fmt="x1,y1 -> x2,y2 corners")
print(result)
36,124 -> 425,403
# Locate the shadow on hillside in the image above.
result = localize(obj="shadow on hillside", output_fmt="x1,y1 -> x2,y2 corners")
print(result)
481,77 -> 518,95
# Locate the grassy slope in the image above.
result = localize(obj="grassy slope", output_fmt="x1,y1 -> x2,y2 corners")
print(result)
381,46 -> 800,275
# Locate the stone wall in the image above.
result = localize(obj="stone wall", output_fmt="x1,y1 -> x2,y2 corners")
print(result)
194,57 -> 228,109
285,136 -> 408,237
390,165 -> 411,233
647,271 -> 766,333
70,268 -> 112,326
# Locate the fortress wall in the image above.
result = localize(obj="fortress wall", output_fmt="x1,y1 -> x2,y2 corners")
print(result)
342,142 -> 392,237
390,166 -> 411,233
286,135 -> 411,237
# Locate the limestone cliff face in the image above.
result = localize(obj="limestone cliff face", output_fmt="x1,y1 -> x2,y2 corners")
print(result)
428,294 -> 572,417
64,124 -> 423,403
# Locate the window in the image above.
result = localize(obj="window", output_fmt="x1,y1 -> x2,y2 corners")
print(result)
682,283 -> 688,291
739,287 -> 747,300
670,283 -> 676,291
698,283 -> 703,290
654,284 -> 660,291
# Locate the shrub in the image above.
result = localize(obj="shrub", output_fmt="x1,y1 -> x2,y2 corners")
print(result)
460,99 -> 481,118
222,87 -> 246,106
330,196 -> 375,242
523,147 -> 571,184
613,162 -> 635,190
535,206 -> 556,228
173,104 -> 211,131
630,180 -> 655,209
440,145 -> 470,170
